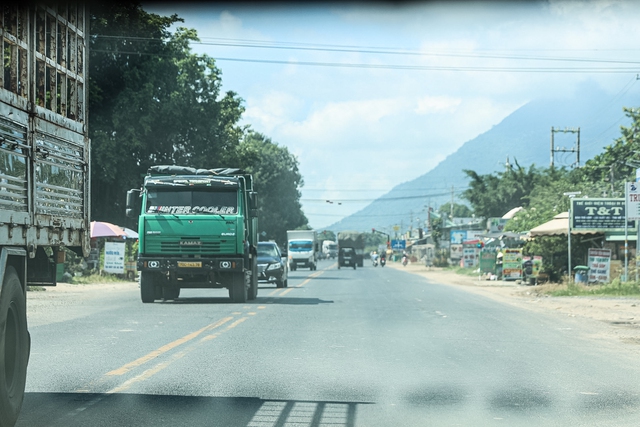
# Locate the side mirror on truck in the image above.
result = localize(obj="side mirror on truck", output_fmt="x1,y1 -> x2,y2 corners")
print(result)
249,192 -> 258,217
125,189 -> 141,218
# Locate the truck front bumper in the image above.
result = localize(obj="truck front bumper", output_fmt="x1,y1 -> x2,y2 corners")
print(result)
138,256 -> 244,273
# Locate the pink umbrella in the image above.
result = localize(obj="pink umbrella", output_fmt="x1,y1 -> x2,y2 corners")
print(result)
90,221 -> 126,238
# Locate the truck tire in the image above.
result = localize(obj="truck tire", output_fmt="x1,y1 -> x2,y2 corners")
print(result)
162,286 -> 180,300
229,272 -> 247,303
248,259 -> 258,300
140,272 -> 157,303
0,266 -> 29,427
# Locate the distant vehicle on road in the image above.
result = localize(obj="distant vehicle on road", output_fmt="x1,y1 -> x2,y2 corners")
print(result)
287,230 -> 318,271
322,240 -> 338,259
257,242 -> 288,288
338,247 -> 357,269
337,231 -> 365,267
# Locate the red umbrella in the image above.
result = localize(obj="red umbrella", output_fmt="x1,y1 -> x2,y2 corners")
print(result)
90,221 -> 126,238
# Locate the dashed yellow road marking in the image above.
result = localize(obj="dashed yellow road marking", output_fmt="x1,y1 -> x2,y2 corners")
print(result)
106,316 -> 233,376
106,317 -> 250,394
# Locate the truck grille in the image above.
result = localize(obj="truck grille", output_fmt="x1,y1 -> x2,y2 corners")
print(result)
145,236 -> 236,255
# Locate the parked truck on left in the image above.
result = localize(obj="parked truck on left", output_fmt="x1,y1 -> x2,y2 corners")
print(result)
0,6 -> 90,427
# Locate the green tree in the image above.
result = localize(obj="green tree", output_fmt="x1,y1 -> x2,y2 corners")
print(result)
438,202 -> 473,218
463,162 -> 544,219
89,3 -> 245,225
580,107 -> 640,197
233,131 -> 307,245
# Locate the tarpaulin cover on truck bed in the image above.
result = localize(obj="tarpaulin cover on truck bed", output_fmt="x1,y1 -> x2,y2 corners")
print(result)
149,165 -> 248,176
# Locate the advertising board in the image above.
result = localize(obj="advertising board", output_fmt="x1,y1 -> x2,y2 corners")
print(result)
104,241 -> 126,274
502,248 -> 523,280
571,198 -> 633,230
588,248 -> 611,283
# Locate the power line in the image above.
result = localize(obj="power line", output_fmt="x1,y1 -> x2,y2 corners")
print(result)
94,34 -> 640,66
301,189 -> 467,203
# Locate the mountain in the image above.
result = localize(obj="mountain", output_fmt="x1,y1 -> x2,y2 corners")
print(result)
327,83 -> 638,232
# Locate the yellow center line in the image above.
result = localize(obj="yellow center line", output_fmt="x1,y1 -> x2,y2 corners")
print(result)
106,316 -> 233,376
106,317 -> 250,394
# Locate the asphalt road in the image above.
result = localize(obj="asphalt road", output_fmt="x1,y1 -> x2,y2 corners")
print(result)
17,259 -> 640,426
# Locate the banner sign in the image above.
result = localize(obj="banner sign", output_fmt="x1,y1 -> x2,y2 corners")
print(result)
588,248 -> 611,283
627,182 -> 640,220
479,250 -> 496,273
502,248 -> 523,280
450,244 -> 463,259
488,218 -> 509,233
450,230 -> 467,244
103,242 -> 126,274
462,246 -> 479,268
571,198 -> 633,230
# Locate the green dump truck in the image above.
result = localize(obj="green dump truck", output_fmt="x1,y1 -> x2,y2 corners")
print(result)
126,166 -> 259,303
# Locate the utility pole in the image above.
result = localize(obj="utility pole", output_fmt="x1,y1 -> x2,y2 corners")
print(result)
551,127 -> 581,168
450,185 -> 454,220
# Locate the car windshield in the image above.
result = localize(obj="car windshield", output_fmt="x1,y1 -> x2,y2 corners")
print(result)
258,244 -> 279,258
289,240 -> 312,251
18,3 -> 640,427
145,189 -> 238,215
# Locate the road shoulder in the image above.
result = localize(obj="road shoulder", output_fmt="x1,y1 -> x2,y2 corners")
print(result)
387,261 -> 640,349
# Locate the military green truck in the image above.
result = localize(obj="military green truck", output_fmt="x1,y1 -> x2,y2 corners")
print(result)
126,166 -> 259,303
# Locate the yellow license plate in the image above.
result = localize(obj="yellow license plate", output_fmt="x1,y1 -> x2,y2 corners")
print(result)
178,261 -> 202,268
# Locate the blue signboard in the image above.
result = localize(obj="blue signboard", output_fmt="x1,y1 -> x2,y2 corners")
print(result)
391,239 -> 406,250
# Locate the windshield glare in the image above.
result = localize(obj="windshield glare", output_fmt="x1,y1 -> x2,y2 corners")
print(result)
258,245 -> 279,258
146,189 -> 238,215
289,240 -> 313,251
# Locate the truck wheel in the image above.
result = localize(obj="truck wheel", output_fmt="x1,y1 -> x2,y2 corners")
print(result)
248,259 -> 258,300
140,272 -> 157,303
162,286 -> 180,300
229,272 -> 247,303
0,266 -> 29,427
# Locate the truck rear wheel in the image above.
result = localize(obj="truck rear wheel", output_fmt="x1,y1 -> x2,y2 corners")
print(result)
0,266 -> 29,427
140,272 -> 158,303
248,259 -> 258,300
162,286 -> 180,300
229,272 -> 247,303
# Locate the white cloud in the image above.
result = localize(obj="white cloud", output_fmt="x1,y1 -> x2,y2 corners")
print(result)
415,96 -> 461,115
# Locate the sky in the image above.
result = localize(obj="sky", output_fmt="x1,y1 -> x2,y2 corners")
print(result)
144,0 -> 640,229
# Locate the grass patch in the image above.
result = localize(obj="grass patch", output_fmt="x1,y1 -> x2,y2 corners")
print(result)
446,266 -> 479,277
27,286 -> 46,292
62,273 -> 129,285
546,279 -> 640,297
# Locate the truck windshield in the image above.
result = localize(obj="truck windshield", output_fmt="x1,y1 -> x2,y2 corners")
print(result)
146,189 -> 238,215
289,240 -> 313,252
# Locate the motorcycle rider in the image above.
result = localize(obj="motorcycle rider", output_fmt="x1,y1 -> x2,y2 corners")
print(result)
371,251 -> 379,266
402,251 -> 409,266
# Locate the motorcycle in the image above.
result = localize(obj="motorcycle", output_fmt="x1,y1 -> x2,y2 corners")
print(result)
402,255 -> 408,266
372,258 -> 378,267
380,257 -> 386,267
